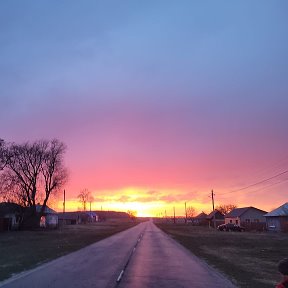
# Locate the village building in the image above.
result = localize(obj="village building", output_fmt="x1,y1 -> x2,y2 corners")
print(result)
0,202 -> 23,231
58,211 -> 100,225
225,206 -> 267,231
264,202 -> 288,232
206,210 -> 225,228
193,212 -> 208,226
36,205 -> 58,229
58,212 -> 84,225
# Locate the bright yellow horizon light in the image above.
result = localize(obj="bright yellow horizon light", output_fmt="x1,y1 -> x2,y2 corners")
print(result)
53,186 -> 214,217
54,199 -> 212,218
55,200 -> 164,217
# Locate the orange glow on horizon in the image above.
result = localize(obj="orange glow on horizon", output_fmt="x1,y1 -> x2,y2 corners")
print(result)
50,185 -> 282,217
53,186 -> 214,217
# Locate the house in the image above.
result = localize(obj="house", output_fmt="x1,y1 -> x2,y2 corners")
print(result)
58,212 -> 82,225
193,212 -> 208,226
206,210 -> 224,228
85,211 -> 99,222
58,210 -> 128,225
94,211 -> 130,222
0,202 -> 23,231
225,206 -> 267,231
264,203 -> 288,232
36,205 -> 58,229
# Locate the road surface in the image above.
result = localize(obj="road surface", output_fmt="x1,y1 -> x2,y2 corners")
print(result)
0,220 -> 236,288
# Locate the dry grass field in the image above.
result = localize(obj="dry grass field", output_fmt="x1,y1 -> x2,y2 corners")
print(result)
0,221 -> 137,282
156,223 -> 288,288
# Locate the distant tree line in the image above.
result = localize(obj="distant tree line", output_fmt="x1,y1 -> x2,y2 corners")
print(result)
0,138 -> 68,228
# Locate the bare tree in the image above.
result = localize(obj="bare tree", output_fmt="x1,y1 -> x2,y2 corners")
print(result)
186,206 -> 196,219
127,210 -> 137,220
2,141 -> 47,211
216,204 -> 237,215
0,139 -> 8,170
40,139 -> 68,215
0,170 -> 29,206
0,139 -> 68,227
78,188 -> 90,211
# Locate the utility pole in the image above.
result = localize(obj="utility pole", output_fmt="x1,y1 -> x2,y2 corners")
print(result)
211,189 -> 216,228
185,202 -> 187,224
211,190 -> 215,211
173,206 -> 176,224
63,189 -> 66,213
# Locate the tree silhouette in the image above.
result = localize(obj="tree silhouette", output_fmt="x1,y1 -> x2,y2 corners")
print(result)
78,188 -> 90,211
0,139 -> 68,227
186,206 -> 196,219
216,204 -> 237,215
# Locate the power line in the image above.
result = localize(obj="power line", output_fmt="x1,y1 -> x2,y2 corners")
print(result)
247,178 -> 288,194
218,169 -> 288,196
218,177 -> 288,198
243,156 -> 288,184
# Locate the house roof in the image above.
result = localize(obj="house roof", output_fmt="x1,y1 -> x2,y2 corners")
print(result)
206,209 -> 224,220
85,211 -> 97,217
264,203 -> 288,217
94,211 -> 130,219
58,210 -> 129,220
35,205 -> 57,214
0,202 -> 23,216
225,207 -> 267,218
58,212 -> 85,220
194,212 -> 207,219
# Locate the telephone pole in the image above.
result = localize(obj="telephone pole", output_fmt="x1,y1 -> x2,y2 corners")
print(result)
211,190 -> 215,211
173,206 -> 176,224
185,202 -> 187,224
211,189 -> 216,228
63,189 -> 66,213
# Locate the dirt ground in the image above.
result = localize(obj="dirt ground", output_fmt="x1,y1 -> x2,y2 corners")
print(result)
156,223 -> 288,288
0,221 -> 137,281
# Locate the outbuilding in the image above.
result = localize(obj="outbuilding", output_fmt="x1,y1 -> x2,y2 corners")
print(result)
36,205 -> 58,229
0,202 -> 23,231
193,212 -> 208,226
206,209 -> 224,228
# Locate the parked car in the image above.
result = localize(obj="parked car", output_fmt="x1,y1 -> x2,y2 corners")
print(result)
217,223 -> 245,232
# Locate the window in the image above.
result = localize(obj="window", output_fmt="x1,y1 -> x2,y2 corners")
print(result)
245,219 -> 250,223
254,219 -> 259,223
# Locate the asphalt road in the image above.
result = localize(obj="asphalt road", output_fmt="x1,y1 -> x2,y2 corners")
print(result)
0,220 -> 236,288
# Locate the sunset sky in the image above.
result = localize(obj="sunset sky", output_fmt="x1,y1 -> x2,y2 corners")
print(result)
1,1 -> 288,216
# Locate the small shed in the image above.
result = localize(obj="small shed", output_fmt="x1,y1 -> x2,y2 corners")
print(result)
264,203 -> 288,232
0,202 -> 23,231
193,212 -> 208,226
36,205 -> 58,229
206,210 -> 224,228
58,212 -> 81,225
85,212 -> 99,222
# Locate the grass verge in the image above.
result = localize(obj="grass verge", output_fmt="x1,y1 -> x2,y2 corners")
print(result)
156,223 -> 288,288
0,221 -> 137,281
